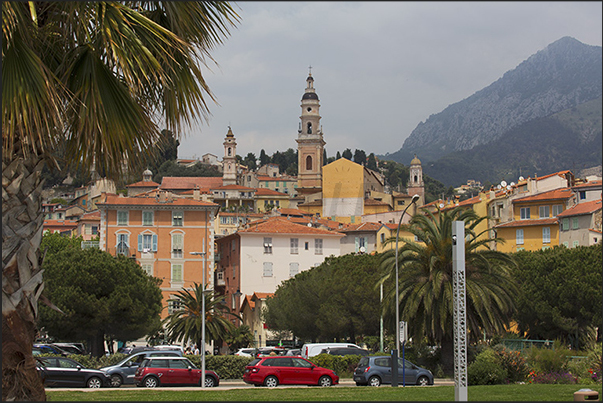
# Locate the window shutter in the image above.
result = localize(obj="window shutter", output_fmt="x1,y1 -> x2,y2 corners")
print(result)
355,237 -> 359,252
152,234 -> 158,251
138,234 -> 142,251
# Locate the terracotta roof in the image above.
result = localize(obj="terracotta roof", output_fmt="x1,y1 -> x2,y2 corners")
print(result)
275,208 -> 312,217
43,220 -> 78,229
239,216 -> 343,236
254,188 -> 289,196
78,211 -> 101,221
256,175 -> 296,181
251,292 -> 273,301
242,295 -> 255,310
534,170 -> 572,181
556,199 -> 602,218
298,199 -> 322,207
572,180 -> 602,189
97,193 -> 218,207
160,176 -> 223,190
494,218 -> 559,228
211,184 -> 256,191
364,198 -> 390,206
512,188 -> 574,203
126,180 -> 160,188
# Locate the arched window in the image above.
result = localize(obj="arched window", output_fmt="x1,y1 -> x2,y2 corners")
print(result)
228,147 -> 232,156
414,175 -> 418,183
307,122 -> 312,134
306,155 -> 312,170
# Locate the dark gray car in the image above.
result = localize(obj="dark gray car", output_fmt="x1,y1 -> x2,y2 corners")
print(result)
353,356 -> 434,386
100,350 -> 182,387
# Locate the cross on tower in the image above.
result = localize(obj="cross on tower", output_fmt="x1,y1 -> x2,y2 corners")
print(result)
308,65 -> 312,75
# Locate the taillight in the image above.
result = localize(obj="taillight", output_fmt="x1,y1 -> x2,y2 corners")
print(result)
364,366 -> 370,373
251,368 -> 259,373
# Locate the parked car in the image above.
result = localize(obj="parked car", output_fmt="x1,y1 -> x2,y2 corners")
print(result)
52,342 -> 87,355
153,344 -> 185,354
285,348 -> 302,356
36,356 -> 111,388
234,348 -> 255,357
320,347 -> 370,357
301,342 -> 363,359
243,356 -> 339,387
117,345 -> 156,355
353,356 -> 434,387
134,356 -> 219,388
33,344 -> 70,356
100,350 -> 183,387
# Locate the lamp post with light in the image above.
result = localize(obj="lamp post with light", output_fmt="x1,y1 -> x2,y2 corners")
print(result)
391,193 -> 420,387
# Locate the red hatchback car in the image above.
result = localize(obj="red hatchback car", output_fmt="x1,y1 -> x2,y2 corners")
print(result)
243,356 -> 339,387
134,356 -> 219,388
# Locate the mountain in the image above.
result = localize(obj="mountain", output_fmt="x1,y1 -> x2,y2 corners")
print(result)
380,37 -> 602,170
420,97 -> 602,186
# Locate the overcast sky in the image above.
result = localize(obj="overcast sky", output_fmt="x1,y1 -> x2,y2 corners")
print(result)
177,1 -> 602,163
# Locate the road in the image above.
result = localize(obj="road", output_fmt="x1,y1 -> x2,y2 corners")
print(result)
46,378 -> 456,391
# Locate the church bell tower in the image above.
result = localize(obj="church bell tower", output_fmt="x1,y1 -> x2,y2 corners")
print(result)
296,68 -> 325,198
222,126 -> 237,186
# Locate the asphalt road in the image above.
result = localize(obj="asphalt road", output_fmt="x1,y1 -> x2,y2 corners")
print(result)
46,378 -> 456,391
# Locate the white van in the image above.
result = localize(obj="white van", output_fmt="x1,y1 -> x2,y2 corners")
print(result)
301,343 -> 363,359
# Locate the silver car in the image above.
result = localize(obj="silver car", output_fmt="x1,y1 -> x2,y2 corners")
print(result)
100,350 -> 182,387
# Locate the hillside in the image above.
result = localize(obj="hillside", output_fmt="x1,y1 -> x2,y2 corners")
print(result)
420,97 -> 602,186
381,36 -> 602,166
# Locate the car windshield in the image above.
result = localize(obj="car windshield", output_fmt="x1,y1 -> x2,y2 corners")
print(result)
358,357 -> 369,366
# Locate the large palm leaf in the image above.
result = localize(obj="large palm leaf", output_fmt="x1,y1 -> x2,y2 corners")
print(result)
378,207 -> 518,374
2,3 -> 239,400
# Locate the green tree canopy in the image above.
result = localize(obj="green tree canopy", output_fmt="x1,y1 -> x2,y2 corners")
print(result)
512,244 -> 602,349
263,254 -> 382,344
38,246 -> 163,357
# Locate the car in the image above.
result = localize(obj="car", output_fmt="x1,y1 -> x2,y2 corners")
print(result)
117,345 -> 156,355
285,349 -> 302,356
243,356 -> 339,387
153,344 -> 185,354
33,344 -> 70,356
36,356 -> 111,388
100,350 -> 183,387
134,356 -> 219,388
353,356 -> 434,387
234,348 -> 255,357
52,342 -> 87,355
320,347 -> 370,357
301,342 -> 363,359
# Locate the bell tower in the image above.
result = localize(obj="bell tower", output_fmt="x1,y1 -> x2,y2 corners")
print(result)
407,154 -> 425,205
296,67 -> 325,198
222,126 -> 237,186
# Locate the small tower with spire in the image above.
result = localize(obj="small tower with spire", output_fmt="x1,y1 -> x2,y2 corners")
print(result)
407,154 -> 425,204
296,67 -> 326,198
222,126 -> 237,186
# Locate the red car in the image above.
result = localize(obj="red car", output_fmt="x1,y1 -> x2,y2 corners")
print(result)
243,356 -> 339,387
134,356 -> 219,387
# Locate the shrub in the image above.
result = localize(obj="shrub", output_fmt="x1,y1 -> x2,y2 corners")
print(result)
36,353 -> 127,369
309,354 -> 363,377
186,355 -> 253,379
526,340 -> 571,374
492,345 -> 530,383
468,360 -> 506,385
530,371 -> 577,384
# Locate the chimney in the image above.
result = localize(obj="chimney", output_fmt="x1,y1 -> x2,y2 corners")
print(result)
158,191 -> 167,203
193,186 -> 200,201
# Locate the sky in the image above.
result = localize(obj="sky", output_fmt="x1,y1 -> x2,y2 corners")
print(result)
177,1 -> 602,163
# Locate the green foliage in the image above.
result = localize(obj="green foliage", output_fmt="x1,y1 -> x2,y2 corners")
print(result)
309,353 -> 363,378
153,160 -> 222,183
38,245 -> 163,356
263,253 -> 381,343
492,345 -> 530,383
40,232 -> 84,256
223,325 -> 255,351
37,353 -> 128,370
526,341 -> 572,374
468,359 -> 507,385
512,245 -> 602,349
185,355 -> 253,379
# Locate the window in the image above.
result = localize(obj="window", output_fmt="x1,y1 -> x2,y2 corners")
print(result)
172,233 -> 183,258
542,227 -> 551,244
172,211 -> 183,226
516,229 -> 524,245
520,207 -> 530,220
91,225 -> 98,235
305,242 -> 309,251
572,218 -> 579,230
142,211 -> 154,226
516,247 -> 524,251
233,264 -> 237,279
563,241 -> 569,248
289,262 -> 299,277
539,206 -> 549,218
306,155 -> 312,170
168,296 -> 183,314
171,264 -> 183,282
290,238 -> 299,254
116,233 -> 129,255
573,240 -> 580,248
562,218 -> 570,231
138,233 -> 157,252
315,239 -> 323,255
117,210 -> 129,225
552,205 -> 563,217
263,262 -> 273,277
355,237 -> 367,253
380,233 -> 385,243
232,239 -> 237,251
263,237 -> 272,254
141,263 -> 153,276
84,224 -> 92,235
579,191 -> 586,200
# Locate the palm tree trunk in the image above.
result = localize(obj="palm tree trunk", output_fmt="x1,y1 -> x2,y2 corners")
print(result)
2,152 -> 47,401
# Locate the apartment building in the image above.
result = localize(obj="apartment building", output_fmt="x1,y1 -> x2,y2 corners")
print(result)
557,199 -> 602,248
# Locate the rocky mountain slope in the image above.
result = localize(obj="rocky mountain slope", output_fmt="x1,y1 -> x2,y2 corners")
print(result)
382,36 -> 602,166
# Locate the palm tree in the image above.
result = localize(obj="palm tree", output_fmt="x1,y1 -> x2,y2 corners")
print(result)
378,206 -> 518,375
2,3 -> 239,400
162,283 -> 239,352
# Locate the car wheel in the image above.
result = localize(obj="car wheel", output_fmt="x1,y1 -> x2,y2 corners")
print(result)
264,375 -> 279,388
417,376 -> 430,386
318,375 -> 332,387
144,376 -> 159,388
368,375 -> 381,387
110,374 -> 123,388
86,376 -> 103,388
204,376 -> 216,388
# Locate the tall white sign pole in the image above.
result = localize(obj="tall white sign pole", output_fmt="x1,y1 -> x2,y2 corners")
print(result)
452,221 -> 467,401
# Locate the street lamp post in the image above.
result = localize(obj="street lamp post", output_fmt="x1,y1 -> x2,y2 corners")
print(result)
392,193 -> 420,387
190,251 -> 207,388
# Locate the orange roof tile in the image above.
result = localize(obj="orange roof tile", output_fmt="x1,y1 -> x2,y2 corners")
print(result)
97,194 -> 218,207
252,292 -> 274,301
572,180 -> 602,189
239,216 -> 343,236
78,211 -> 101,221
534,170 -> 572,181
126,180 -> 160,188
364,198 -> 390,206
494,218 -> 559,228
254,188 -> 289,196
160,176 -> 223,190
556,199 -> 602,218
298,200 -> 322,207
340,222 -> 382,232
275,208 -> 312,217
512,188 -> 574,203
212,184 -> 256,191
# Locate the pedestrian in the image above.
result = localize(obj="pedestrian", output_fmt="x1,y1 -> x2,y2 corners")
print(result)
193,344 -> 200,355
